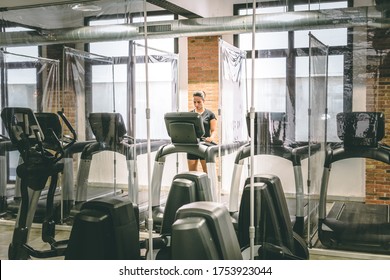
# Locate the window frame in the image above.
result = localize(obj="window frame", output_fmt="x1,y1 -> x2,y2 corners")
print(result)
0,25 -> 42,183
233,0 -> 353,142
84,11 -> 178,139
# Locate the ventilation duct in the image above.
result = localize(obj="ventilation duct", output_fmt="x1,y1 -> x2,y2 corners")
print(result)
0,5 -> 388,47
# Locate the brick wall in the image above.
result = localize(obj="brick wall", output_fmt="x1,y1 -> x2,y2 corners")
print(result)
45,44 -> 78,134
187,36 -> 220,171
187,36 -> 219,121
365,64 -> 390,204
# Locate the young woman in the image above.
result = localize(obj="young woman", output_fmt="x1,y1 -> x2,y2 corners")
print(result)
187,90 -> 217,172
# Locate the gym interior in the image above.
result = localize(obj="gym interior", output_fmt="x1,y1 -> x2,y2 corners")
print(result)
0,0 -> 390,261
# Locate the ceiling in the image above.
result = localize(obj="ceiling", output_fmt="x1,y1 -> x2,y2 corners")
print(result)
0,0 -> 204,30
1,0 -> 389,52
0,0 -> 85,9
0,0 -> 204,17
0,0 -> 161,10
1,1 -> 388,31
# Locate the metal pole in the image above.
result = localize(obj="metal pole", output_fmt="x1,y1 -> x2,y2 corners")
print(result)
112,58 -> 118,197
143,0 -> 154,260
249,0 -> 257,260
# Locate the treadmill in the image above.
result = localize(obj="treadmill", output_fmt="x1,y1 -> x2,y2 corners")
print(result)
229,112 -> 319,238
318,112 -> 390,254
150,111 -> 246,230
74,112 -> 169,215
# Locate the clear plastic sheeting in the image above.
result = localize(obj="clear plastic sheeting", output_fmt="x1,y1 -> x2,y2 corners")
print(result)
0,50 -> 59,112
228,53 -> 301,218
131,41 -> 179,201
307,33 -> 328,245
132,42 -> 178,140
64,46 -> 116,139
219,39 -> 247,143
0,50 -> 59,180
0,50 -> 60,218
64,46 -> 127,206
63,43 -> 178,206
218,39 -> 247,196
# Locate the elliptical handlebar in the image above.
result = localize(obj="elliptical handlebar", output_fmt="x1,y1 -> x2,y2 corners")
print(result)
57,110 -> 77,148
35,111 -> 77,163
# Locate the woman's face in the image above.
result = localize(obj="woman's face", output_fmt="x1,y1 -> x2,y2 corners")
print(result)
193,96 -> 204,111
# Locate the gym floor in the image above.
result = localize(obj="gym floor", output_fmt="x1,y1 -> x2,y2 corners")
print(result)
0,185 -> 388,260
1,219 -> 389,260
0,220 -> 71,260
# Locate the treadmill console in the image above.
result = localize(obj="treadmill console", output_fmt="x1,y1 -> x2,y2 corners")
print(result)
337,112 -> 384,147
246,112 -> 286,146
164,112 -> 205,144
88,113 -> 128,148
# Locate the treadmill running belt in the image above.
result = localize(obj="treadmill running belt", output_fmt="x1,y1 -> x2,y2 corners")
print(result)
322,201 -> 390,252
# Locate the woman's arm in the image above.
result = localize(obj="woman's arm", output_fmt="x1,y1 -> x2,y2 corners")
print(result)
205,118 -> 217,143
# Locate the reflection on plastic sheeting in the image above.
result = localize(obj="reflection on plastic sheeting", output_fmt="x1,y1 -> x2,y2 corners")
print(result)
337,112 -> 385,147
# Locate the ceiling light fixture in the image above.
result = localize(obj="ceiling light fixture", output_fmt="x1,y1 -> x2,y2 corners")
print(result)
71,3 -> 102,12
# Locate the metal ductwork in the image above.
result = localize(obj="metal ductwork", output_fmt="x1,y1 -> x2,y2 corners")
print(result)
0,5 -> 388,47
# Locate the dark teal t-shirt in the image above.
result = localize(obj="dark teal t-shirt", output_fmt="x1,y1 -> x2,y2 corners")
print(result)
192,108 -> 216,137
187,108 -> 217,160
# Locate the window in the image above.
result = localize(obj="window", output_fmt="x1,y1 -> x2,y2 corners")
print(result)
78,13 -> 178,188
235,1 -> 349,142
0,27 -> 40,181
86,13 -> 177,139
1,27 -> 39,111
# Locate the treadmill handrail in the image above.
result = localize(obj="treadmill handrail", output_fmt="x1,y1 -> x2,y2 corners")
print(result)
229,140 -> 321,224
234,143 -> 295,164
319,143 -> 390,227
154,141 -> 247,163
63,140 -> 95,158
233,141 -> 322,165
206,141 -> 248,159
125,139 -> 170,160
79,139 -> 169,160
154,142 -> 211,162
324,144 -> 390,168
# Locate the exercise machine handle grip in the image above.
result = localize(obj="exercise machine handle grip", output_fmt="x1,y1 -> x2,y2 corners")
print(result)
57,110 -> 77,148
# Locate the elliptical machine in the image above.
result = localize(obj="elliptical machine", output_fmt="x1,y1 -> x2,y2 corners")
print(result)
2,107 -> 142,260
1,107 -> 76,259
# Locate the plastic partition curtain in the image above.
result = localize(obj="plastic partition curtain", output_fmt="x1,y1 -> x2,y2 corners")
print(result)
132,42 -> 178,192
63,44 -> 178,198
219,39 -> 247,195
64,47 -> 115,140
0,50 -> 59,113
132,42 -> 178,141
219,39 -> 247,143
64,47 -> 121,197
0,50 -> 59,180
307,33 -> 328,245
